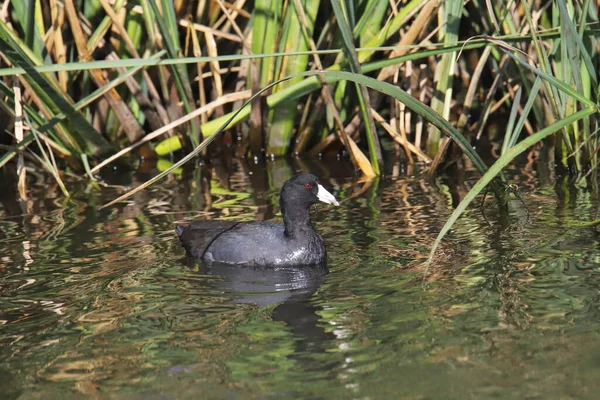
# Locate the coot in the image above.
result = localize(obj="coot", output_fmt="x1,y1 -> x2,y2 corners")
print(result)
175,174 -> 339,267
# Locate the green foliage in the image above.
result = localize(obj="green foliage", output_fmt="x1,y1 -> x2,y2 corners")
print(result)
425,0 -> 463,157
0,21 -> 111,156
265,0 -> 320,156
0,1 -> 599,232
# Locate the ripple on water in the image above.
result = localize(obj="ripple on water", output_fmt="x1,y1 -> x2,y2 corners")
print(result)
2,163 -> 600,399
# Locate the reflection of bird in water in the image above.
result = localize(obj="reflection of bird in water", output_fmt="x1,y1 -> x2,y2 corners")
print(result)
185,258 -> 334,356
192,260 -> 328,306
272,295 -> 335,355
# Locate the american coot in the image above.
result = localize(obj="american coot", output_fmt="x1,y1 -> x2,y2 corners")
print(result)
175,173 -> 339,267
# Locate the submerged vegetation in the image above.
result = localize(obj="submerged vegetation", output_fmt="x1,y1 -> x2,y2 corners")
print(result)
0,1 -> 599,226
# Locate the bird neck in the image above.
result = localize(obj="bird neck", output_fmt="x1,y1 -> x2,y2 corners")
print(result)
282,205 -> 314,238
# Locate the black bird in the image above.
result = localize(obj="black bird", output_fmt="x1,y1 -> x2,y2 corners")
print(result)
175,173 -> 339,267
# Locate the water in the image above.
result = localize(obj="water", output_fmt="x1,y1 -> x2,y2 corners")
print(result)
2,158 -> 600,399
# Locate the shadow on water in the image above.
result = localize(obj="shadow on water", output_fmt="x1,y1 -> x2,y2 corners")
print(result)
2,154 -> 600,399
183,257 -> 333,358
188,259 -> 328,306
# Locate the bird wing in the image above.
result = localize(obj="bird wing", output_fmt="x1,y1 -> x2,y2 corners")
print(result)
175,220 -> 241,259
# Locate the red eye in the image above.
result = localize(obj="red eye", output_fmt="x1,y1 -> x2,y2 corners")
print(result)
305,183 -> 312,189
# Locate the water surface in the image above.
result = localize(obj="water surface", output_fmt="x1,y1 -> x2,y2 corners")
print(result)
2,158 -> 600,399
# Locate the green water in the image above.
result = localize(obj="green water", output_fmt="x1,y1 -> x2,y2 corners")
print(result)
2,159 -> 600,399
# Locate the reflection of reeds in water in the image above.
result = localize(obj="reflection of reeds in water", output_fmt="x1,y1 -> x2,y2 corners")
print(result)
0,1 -> 597,274
4,156 -> 600,397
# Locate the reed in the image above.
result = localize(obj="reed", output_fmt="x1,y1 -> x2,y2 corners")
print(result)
0,0 -> 597,195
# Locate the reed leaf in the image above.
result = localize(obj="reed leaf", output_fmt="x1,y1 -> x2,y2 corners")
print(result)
1,29 -> 587,77
503,50 -> 596,108
25,113 -> 69,197
64,0 -> 144,144
147,0 -> 200,145
251,0 -> 279,87
501,86 -> 522,156
557,0 -> 598,90
87,0 -> 127,52
103,69 -> 500,209
355,0 -> 389,45
101,72 -> 309,209
426,0 -> 462,157
425,107 -> 597,274
11,0 -> 45,56
0,21 -> 112,156
321,70 -> 489,175
0,51 -> 165,168
330,0 -> 382,174
267,0 -> 320,156
506,77 -> 543,152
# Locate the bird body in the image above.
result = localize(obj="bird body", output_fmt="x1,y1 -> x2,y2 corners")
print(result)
176,174 -> 338,267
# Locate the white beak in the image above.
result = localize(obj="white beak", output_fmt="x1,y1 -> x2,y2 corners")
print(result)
317,184 -> 339,206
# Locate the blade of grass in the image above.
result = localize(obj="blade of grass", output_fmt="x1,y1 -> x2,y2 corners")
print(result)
371,108 -> 431,163
147,0 -> 200,145
251,0 -> 279,87
23,111 -> 70,197
424,107 -> 596,277
426,0 -> 462,157
0,80 -> 72,156
101,74 -> 306,209
161,37 -> 599,154
103,69 -> 500,209
501,85 -> 522,155
0,51 -> 166,168
1,29 -> 587,77
507,77 -> 542,150
354,0 -> 389,45
11,0 -> 45,56
97,0 -> 166,132
456,45 -> 492,132
64,0 -> 144,143
557,0 -> 596,167
503,50 -> 596,108
0,20 -> 112,156
357,0 -> 425,63
522,0 -> 573,169
285,0 -> 373,175
331,0 -> 382,174
87,0 -> 127,52
267,0 -> 320,156
557,0 -> 597,90
91,90 -> 251,174
321,70 -> 489,175
49,0 -> 68,91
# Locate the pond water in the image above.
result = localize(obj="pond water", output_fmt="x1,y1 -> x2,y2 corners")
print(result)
2,157 -> 600,399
